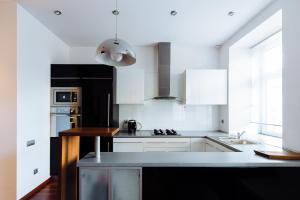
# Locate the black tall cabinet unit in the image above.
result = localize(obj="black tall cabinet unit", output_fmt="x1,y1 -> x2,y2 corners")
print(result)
51,64 -> 119,160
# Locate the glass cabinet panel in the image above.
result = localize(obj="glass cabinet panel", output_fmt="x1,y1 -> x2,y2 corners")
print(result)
79,167 -> 141,200
80,168 -> 109,200
111,168 -> 141,200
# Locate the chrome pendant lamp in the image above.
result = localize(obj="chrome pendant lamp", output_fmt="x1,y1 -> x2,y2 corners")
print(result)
95,0 -> 136,66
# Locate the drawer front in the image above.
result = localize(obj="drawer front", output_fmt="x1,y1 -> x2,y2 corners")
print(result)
113,142 -> 143,152
143,142 -> 190,148
191,138 -> 206,143
205,140 -> 233,152
114,138 -> 144,143
216,144 -> 234,152
205,143 -> 222,152
143,147 -> 189,152
191,142 -> 205,152
143,138 -> 190,143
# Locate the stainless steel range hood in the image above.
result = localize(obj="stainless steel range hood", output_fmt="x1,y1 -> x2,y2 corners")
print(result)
153,42 -> 177,100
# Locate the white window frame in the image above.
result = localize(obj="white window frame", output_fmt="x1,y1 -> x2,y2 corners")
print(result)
251,31 -> 283,138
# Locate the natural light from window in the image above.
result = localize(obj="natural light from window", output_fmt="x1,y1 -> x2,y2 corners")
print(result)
251,31 -> 282,138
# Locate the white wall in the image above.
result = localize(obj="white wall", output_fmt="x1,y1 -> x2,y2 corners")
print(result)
281,0 -> 300,152
69,47 -> 98,64
228,47 -> 252,133
220,0 -> 300,151
0,2 -> 17,199
17,5 -> 69,199
70,45 -> 221,131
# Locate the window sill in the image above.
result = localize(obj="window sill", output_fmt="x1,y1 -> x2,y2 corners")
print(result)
248,133 -> 282,148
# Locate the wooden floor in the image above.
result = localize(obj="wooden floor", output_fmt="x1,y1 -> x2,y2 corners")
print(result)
29,177 -> 58,200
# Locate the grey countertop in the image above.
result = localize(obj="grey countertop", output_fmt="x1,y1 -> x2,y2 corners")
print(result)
78,152 -> 300,168
207,137 -> 283,152
114,130 -> 228,138
77,130 -> 300,168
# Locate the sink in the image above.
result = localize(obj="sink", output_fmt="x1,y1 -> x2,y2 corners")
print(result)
219,138 -> 257,145
229,139 -> 256,145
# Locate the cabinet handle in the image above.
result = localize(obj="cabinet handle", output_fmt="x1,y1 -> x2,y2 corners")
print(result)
81,77 -> 112,80
108,142 -> 110,152
50,113 -> 70,116
107,93 -> 110,127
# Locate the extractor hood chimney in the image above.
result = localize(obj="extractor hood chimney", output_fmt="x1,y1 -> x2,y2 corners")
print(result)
154,42 -> 176,100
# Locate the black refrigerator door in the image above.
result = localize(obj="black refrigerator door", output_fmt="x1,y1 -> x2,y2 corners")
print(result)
81,79 -> 112,127
80,78 -> 113,157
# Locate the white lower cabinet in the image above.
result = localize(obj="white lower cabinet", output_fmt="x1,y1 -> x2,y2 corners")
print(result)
205,140 -> 233,152
190,138 -> 206,152
79,167 -> 142,200
114,138 -> 143,152
143,138 -> 190,152
144,147 -> 189,152
113,142 -> 144,152
113,137 -> 233,152
113,138 -> 190,152
205,143 -> 222,152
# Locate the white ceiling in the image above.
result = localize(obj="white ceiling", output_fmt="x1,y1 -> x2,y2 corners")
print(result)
18,0 -> 274,47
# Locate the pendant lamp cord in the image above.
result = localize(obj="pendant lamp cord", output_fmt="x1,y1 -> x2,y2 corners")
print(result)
115,0 -> 118,40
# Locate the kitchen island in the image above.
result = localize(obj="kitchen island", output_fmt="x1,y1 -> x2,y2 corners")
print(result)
78,151 -> 300,200
77,133 -> 300,200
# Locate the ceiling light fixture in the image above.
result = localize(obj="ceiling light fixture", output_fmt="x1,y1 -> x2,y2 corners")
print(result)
228,11 -> 235,16
95,0 -> 136,67
53,10 -> 62,16
170,10 -> 178,16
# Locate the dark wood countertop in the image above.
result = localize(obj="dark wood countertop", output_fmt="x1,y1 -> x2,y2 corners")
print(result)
60,127 -> 120,137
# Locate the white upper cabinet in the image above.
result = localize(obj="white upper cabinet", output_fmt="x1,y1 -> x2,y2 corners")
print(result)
184,69 -> 227,105
115,68 -> 144,104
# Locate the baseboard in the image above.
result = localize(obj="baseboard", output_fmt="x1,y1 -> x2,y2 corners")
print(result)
20,177 -> 52,200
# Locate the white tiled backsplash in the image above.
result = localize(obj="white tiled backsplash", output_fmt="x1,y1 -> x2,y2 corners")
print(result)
119,100 -> 220,131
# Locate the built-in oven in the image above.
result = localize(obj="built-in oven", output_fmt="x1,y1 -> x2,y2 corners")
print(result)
51,87 -> 81,107
50,106 -> 82,175
50,107 -> 81,137
50,87 -> 81,175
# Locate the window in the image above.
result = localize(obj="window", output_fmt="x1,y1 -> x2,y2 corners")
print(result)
251,31 -> 282,138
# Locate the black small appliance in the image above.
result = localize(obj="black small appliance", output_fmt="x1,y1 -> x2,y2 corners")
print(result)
128,120 -> 138,133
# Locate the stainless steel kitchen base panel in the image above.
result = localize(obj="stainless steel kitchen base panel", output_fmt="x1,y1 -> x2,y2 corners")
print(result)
79,167 -> 142,200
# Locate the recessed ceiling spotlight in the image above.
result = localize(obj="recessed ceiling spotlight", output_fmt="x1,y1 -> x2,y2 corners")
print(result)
112,10 -> 119,15
54,10 -> 62,16
170,10 -> 178,16
228,11 -> 235,16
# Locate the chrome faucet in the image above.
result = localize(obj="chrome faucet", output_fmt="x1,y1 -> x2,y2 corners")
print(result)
237,131 -> 246,139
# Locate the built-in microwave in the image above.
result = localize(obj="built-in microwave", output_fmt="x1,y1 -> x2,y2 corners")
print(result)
51,87 -> 81,107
